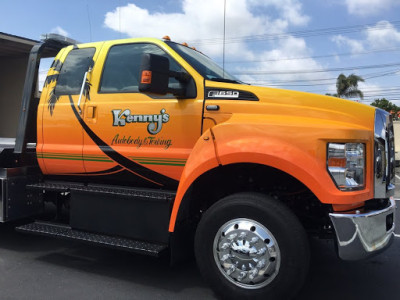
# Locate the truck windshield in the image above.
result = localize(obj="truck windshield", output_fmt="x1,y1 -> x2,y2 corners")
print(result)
166,41 -> 242,84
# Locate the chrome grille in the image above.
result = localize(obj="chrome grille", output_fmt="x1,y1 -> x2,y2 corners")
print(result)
387,117 -> 395,187
374,109 -> 395,198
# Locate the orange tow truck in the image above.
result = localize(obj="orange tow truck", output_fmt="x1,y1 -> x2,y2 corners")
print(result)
0,34 -> 397,299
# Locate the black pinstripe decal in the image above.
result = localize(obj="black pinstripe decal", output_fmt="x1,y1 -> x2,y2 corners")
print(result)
68,95 -> 178,187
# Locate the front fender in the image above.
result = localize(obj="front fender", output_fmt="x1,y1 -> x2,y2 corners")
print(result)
211,115 -> 374,205
169,129 -> 219,231
169,115 -> 374,232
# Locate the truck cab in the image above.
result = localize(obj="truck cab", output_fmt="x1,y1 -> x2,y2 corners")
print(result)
0,34 -> 396,300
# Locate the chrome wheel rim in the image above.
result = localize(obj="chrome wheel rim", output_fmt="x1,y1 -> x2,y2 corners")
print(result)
213,218 -> 281,289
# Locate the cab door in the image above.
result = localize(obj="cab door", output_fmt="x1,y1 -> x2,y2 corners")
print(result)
38,46 -> 98,175
81,41 -> 204,188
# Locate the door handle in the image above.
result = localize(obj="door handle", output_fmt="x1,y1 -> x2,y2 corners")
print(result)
86,106 -> 97,119
206,105 -> 220,111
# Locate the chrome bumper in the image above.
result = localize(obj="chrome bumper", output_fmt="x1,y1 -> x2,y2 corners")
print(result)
329,199 -> 396,261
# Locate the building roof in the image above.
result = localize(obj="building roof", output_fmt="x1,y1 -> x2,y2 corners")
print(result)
0,32 -> 39,58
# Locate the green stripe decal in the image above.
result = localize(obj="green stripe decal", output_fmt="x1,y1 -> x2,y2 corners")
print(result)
129,156 -> 186,161
37,152 -> 186,166
136,162 -> 186,166
130,157 -> 186,163
40,157 -> 113,162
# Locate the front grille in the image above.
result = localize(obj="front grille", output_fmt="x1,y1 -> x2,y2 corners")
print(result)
374,109 -> 395,198
387,117 -> 395,187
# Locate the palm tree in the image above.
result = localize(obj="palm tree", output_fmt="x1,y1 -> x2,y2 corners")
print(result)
336,73 -> 364,99
47,59 -> 93,116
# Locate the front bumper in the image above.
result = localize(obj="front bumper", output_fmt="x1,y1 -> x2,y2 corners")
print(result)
329,199 -> 396,260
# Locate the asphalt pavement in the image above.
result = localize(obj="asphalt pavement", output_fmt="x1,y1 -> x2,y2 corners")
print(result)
0,194 -> 399,299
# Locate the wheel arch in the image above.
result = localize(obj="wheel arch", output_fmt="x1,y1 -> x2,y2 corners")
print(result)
169,162 -> 329,233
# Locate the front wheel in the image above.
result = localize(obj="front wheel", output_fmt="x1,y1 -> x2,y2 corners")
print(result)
194,192 -> 310,300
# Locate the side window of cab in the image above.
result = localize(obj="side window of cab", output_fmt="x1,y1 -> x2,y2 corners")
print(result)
55,48 -> 95,95
99,43 -> 184,93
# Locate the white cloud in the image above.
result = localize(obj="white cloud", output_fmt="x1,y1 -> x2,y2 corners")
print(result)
104,0 -> 323,88
391,100 -> 400,106
237,37 -> 330,85
331,21 -> 400,56
104,0 -> 309,56
331,35 -> 365,54
358,81 -> 400,104
249,0 -> 310,26
358,82 -> 392,104
325,85 -> 337,95
344,0 -> 400,16
359,82 -> 382,97
51,26 -> 69,37
365,21 -> 400,49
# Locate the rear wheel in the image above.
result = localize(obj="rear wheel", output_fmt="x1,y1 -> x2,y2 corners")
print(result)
195,192 -> 309,300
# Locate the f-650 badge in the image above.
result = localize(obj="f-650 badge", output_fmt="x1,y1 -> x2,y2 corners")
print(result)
208,90 -> 239,98
112,109 -> 169,135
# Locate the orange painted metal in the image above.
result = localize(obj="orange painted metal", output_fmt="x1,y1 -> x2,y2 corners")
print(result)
169,129 -> 220,231
38,38 -> 377,233
80,39 -> 205,181
169,82 -> 375,230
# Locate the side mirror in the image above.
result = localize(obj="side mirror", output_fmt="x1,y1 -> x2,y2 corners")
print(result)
139,54 -> 170,95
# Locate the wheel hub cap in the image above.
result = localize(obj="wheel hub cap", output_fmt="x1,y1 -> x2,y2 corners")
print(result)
213,218 -> 281,289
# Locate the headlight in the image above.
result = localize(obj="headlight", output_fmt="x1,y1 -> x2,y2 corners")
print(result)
327,143 -> 365,191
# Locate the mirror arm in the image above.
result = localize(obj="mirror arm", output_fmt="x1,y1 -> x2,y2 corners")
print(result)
167,87 -> 185,97
169,70 -> 191,83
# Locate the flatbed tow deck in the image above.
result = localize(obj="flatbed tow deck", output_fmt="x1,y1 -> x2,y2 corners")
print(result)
0,35 -> 74,223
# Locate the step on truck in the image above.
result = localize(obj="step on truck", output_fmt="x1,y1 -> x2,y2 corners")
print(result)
0,34 -> 397,299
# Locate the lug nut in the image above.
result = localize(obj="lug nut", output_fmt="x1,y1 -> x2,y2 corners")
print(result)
257,247 -> 267,255
221,242 -> 231,250
256,259 -> 266,269
237,271 -> 247,281
226,265 -> 236,276
250,237 -> 259,244
227,233 -> 237,241
221,254 -> 230,262
248,268 -> 259,280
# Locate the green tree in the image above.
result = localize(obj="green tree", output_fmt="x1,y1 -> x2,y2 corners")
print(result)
336,73 -> 365,99
370,98 -> 400,114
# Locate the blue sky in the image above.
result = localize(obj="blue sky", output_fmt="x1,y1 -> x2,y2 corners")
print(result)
2,0 -> 400,105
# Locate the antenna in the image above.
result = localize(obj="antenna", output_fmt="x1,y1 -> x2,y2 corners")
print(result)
86,3 -> 92,42
119,0 -> 122,39
223,0 -> 226,78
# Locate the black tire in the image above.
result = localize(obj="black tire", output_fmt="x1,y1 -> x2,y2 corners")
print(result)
194,192 -> 310,300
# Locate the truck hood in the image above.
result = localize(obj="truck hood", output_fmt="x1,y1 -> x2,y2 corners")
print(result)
205,81 -> 376,130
